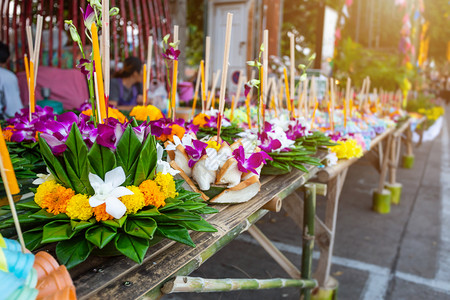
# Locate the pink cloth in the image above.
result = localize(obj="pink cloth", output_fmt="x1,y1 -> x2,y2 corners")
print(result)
17,66 -> 89,110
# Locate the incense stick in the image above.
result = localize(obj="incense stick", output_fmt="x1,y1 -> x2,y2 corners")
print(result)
146,36 -> 153,91
289,33 -> 295,103
207,70 -> 220,110
191,63 -> 202,119
204,36 -> 211,101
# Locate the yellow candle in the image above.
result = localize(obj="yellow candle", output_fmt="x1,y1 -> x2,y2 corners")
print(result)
271,95 -> 278,118
200,60 -> 206,112
191,87 -> 199,119
24,54 -> 30,89
349,99 -> 353,118
291,99 -> 296,119
343,97 -> 347,129
142,64 -> 147,106
171,60 -> 178,119
310,101 -> 319,129
29,60 -> 35,115
91,23 -> 106,123
283,68 -> 291,111
230,96 -> 235,122
260,66 -> 264,115
246,94 -> 252,129
0,126 -> 20,195
212,95 -> 216,109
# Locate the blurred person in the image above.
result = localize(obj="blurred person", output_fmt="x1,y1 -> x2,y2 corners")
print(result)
0,42 -> 23,118
109,56 -> 143,107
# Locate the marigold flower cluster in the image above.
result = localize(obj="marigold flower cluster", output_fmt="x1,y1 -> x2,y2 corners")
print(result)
418,107 -> 444,122
33,172 -> 178,221
129,105 -> 164,121
329,138 -> 363,160
82,107 -> 128,123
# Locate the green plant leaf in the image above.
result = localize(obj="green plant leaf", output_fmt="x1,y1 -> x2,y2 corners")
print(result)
70,218 -> 96,231
38,137 -> 73,189
23,227 -> 43,251
153,211 -> 202,223
102,215 -> 127,228
179,218 -> 217,232
116,125 -> 142,185
56,235 -> 94,269
42,221 -> 76,243
155,224 -> 196,247
195,206 -> 219,214
88,142 -> 117,180
131,207 -> 160,218
15,201 -> 41,211
29,209 -> 70,220
124,218 -> 157,239
85,225 -> 117,249
114,233 -> 149,264
134,135 -> 157,185
63,123 -> 93,194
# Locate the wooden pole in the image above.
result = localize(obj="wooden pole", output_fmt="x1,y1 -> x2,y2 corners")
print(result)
161,276 -> 317,294
289,33 -> 295,104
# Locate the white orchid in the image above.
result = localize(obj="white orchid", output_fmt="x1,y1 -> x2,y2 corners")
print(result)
165,134 -> 193,151
33,168 -> 55,185
88,167 -> 133,219
156,143 -> 180,176
270,116 -> 291,131
267,126 -> 295,153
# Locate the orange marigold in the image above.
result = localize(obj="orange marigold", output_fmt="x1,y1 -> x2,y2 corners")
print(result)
193,113 -> 210,128
92,203 -> 114,221
3,126 -> 14,142
139,179 -> 166,208
156,124 -> 186,143
41,186 -> 75,215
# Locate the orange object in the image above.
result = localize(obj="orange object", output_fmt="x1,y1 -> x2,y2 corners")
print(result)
349,99 -> 353,118
246,94 -> 252,129
24,54 -> 30,89
200,60 -> 206,111
260,66 -> 264,117
271,95 -> 277,118
343,98 -> 347,129
142,64 -> 147,106
36,265 -> 74,299
41,286 -> 76,300
171,60 -> 178,119
29,60 -> 35,115
283,68 -> 291,111
0,126 -> 20,195
33,251 -> 60,281
230,95 -> 235,122
310,101 -> 319,128
91,23 -> 107,123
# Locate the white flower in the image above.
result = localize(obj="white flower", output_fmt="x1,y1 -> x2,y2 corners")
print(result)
156,143 -> 180,176
33,168 -> 55,185
88,167 -> 133,219
165,134 -> 193,151
326,152 -> 338,166
270,116 -> 291,131
267,126 -> 295,152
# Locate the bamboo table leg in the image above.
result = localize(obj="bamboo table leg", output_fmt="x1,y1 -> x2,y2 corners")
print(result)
314,169 -> 348,287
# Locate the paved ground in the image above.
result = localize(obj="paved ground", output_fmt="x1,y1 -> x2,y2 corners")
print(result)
166,109 -> 450,300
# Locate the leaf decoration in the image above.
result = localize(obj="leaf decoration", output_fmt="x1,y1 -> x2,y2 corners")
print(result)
133,134 -> 157,185
42,221 -> 76,243
88,142 -> 117,180
85,225 -> 117,249
56,235 -> 94,269
116,125 -> 142,185
23,227 -> 43,251
124,218 -> 157,239
155,224 -> 195,247
114,233 -> 149,264
179,218 -> 218,232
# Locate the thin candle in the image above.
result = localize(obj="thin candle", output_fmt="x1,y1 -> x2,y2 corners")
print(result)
289,33 -> 295,104
142,64 -> 147,105
0,126 -> 20,195
91,23 -> 106,123
260,65 -> 264,120
29,60 -> 35,117
283,68 -> 291,111
310,101 -> 319,129
171,60 -> 178,120
246,94 -> 252,129
24,54 -> 30,89
349,99 -> 353,118
230,96 -> 235,122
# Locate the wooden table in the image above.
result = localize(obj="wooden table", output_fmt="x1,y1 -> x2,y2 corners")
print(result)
72,154 -> 327,299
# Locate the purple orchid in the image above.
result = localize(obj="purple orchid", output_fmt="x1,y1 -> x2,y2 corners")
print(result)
80,4 -> 95,29
185,140 -> 208,168
76,58 -> 94,79
185,122 -> 199,135
162,47 -> 181,61
149,117 -> 174,139
258,131 -> 282,153
244,83 -> 252,97
328,132 -> 342,142
233,146 -> 272,174
285,121 -> 308,140
96,118 -> 126,149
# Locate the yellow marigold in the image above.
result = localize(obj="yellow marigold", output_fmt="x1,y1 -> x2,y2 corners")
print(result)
41,186 -> 75,215
92,203 -> 114,221
3,126 -> 14,142
155,172 -> 178,199
139,179 -> 166,208
329,139 -> 363,160
130,105 -> 164,121
206,140 -> 221,151
34,180 -> 60,207
120,186 -> 146,214
66,194 -> 93,221
82,107 -> 127,123
193,113 -> 210,128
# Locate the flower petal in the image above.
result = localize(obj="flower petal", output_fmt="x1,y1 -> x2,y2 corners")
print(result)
89,195 -> 105,207
110,186 -> 134,198
104,197 -> 127,219
88,173 -> 105,192
104,167 -> 126,188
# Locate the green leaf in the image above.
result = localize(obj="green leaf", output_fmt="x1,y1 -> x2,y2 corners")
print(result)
134,135 -> 157,185
114,233 -> 149,264
70,218 -> 96,231
85,225 -> 117,249
63,123 -> 93,194
56,235 -> 94,269
29,209 -> 70,220
116,125 -> 142,185
131,207 -> 160,218
153,211 -> 202,223
196,206 -> 219,214
179,218 -> 217,232
164,202 -> 207,211
38,137 -> 74,189
174,179 -> 185,190
0,214 -> 42,228
42,221 -> 75,243
102,215 -> 127,228
88,142 -> 117,180
155,224 -> 196,247
15,201 -> 41,211
124,218 -> 157,239
23,227 -> 43,251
